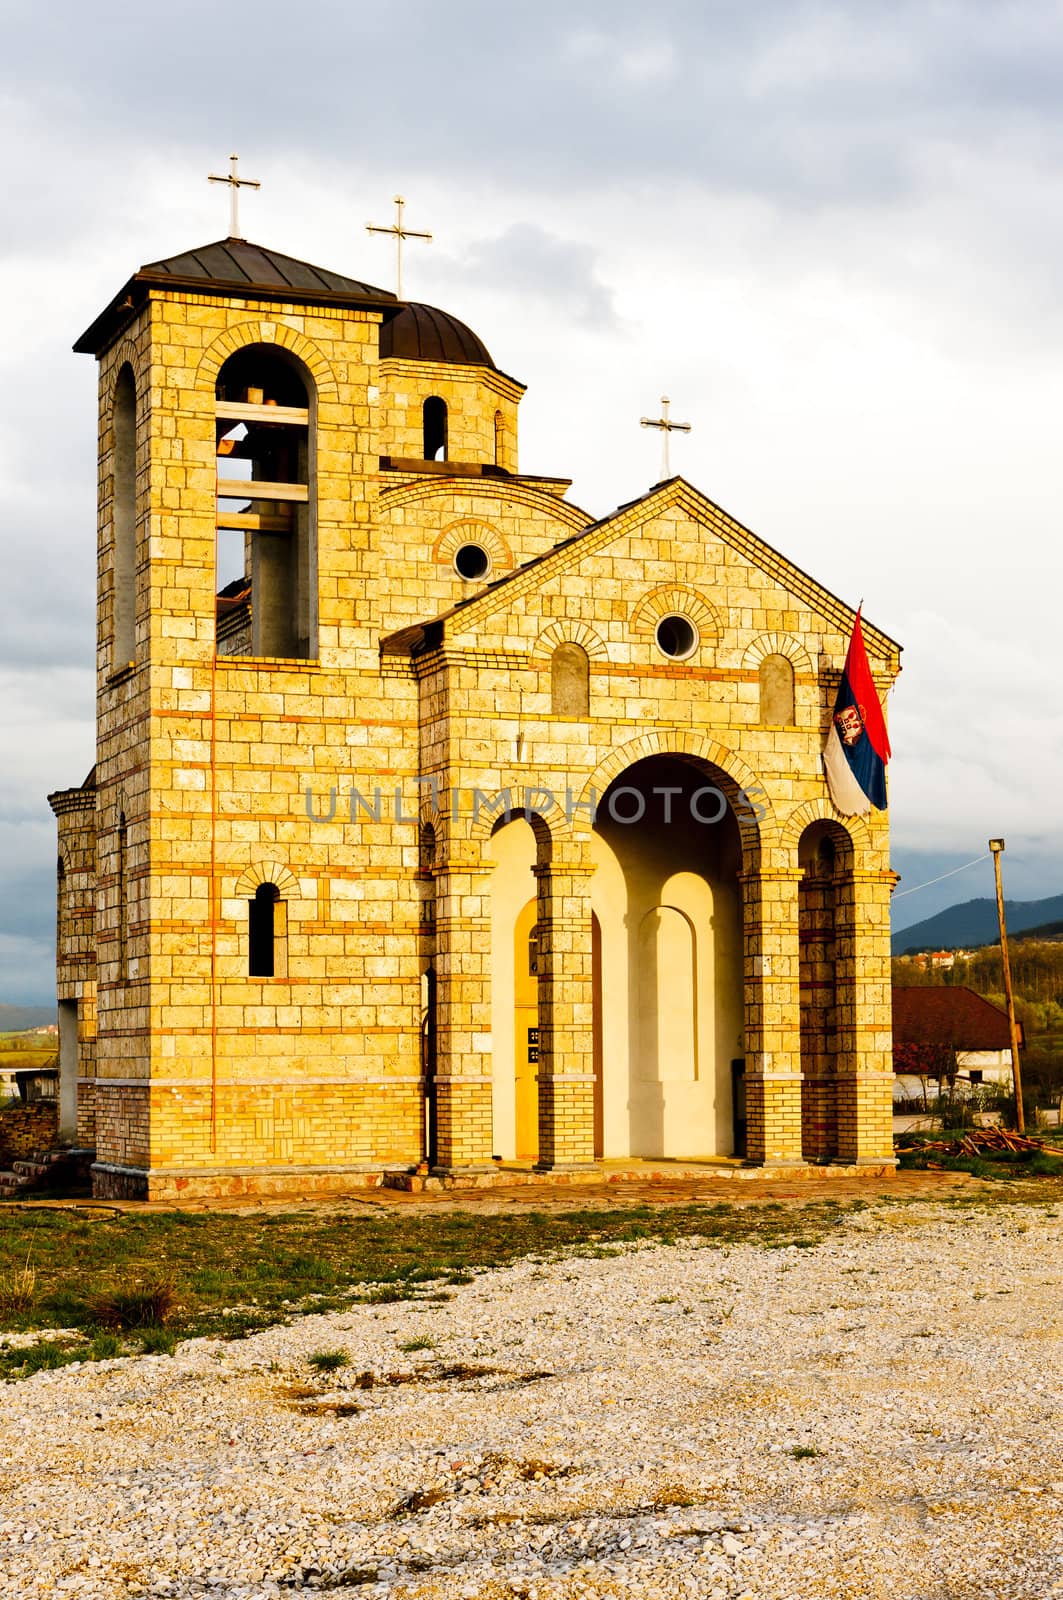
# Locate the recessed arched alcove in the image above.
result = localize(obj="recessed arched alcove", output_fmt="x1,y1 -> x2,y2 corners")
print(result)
592,754 -> 746,1160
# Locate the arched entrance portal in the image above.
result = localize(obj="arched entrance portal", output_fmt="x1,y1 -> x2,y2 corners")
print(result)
592,756 -> 744,1159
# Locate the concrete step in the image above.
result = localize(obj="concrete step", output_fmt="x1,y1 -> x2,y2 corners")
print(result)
0,1169 -> 36,1196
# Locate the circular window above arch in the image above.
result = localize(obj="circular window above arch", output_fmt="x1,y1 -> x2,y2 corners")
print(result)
655,614 -> 698,660
453,543 -> 491,582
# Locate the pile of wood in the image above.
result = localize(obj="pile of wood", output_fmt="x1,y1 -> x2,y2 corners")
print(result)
910,1128 -> 1063,1161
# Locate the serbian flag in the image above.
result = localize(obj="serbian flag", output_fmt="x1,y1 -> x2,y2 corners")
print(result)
824,608 -> 891,814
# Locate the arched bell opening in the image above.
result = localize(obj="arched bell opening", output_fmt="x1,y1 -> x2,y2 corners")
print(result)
215,345 -> 316,660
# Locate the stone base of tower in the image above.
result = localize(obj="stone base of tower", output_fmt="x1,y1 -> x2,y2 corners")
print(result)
90,1160 -> 401,1202
90,1155 -> 897,1202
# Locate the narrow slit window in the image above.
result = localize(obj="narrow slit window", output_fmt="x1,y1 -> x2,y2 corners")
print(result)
423,396 -> 448,461
57,855 -> 67,948
249,883 -> 286,978
117,813 -> 128,981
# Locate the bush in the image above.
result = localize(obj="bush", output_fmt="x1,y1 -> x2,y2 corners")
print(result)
88,1275 -> 176,1330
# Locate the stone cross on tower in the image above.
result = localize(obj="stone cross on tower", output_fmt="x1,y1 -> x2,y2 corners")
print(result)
208,154 -> 261,241
640,396 -> 692,480
366,195 -> 433,300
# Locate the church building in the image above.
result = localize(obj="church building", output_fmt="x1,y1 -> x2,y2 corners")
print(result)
48,232 -> 902,1199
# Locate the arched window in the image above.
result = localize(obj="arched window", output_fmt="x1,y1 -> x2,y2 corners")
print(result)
423,396 -> 448,461
112,365 -> 137,671
494,409 -> 505,467
249,882 -> 287,978
117,812 -> 128,981
759,654 -> 795,724
215,346 -> 315,660
550,642 -> 590,718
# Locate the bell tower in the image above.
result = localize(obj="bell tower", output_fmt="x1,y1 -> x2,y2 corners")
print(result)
72,238 -> 422,1198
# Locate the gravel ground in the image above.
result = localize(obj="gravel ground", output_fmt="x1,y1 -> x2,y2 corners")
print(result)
2,1199 -> 1062,1600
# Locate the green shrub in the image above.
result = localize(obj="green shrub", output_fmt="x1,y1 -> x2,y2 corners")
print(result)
139,1326 -> 177,1356
307,1349 -> 349,1373
88,1275 -> 176,1330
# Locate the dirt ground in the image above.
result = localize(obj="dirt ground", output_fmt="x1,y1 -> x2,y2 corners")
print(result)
13,1166 -> 993,1218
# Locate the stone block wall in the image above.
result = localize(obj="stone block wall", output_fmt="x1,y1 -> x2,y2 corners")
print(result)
0,1102 -> 59,1165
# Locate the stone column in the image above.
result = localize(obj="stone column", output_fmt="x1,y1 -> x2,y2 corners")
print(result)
741,867 -> 804,1165
799,863 -> 838,1160
431,858 -> 494,1168
834,867 -> 898,1166
534,851 -> 596,1169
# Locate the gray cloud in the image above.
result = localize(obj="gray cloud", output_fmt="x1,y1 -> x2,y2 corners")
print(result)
6,2 -> 1063,212
3,0 -> 1063,1000
433,225 -> 620,328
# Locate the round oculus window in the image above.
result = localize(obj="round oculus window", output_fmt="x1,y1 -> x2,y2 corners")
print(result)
453,543 -> 491,581
655,614 -> 698,660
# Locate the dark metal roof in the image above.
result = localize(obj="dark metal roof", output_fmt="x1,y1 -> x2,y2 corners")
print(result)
139,239 -> 395,299
75,238 -> 397,356
380,302 -> 494,369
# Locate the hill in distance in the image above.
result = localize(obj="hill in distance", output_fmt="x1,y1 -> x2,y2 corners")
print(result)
892,893 -> 1063,955
0,1003 -> 57,1033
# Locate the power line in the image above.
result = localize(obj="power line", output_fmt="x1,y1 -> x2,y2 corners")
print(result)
894,853 -> 991,900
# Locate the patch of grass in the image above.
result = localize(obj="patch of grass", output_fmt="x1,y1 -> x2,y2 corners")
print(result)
87,1330 -> 123,1360
897,1141 -> 1063,1181
0,1262 -> 36,1312
398,1335 -> 436,1353
0,1192 -> 944,1371
2,1337 -> 82,1379
88,1275 -> 176,1330
211,1310 -> 273,1340
790,1445 -> 823,1459
138,1326 -> 177,1356
307,1349 -> 350,1373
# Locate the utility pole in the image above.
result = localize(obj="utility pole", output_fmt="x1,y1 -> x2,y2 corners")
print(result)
989,838 -> 1025,1133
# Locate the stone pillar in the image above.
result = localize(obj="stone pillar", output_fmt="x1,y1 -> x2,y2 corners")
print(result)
799,862 -> 838,1160
741,867 -> 804,1165
535,852 -> 596,1169
77,986 -> 98,1148
432,859 -> 494,1168
58,1000 -> 79,1145
834,867 -> 898,1166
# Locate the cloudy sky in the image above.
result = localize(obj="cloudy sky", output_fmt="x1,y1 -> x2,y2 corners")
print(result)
3,0 -> 1062,1000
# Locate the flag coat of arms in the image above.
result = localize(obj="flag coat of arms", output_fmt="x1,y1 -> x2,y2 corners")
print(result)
824,609 -> 891,815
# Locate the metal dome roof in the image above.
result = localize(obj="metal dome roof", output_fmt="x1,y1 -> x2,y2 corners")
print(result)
380,302 -> 494,369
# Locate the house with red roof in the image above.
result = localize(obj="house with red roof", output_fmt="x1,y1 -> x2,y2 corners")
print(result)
892,986 -> 1021,1100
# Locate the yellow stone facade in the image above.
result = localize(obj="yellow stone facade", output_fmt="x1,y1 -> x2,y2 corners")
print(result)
49,238 -> 901,1200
